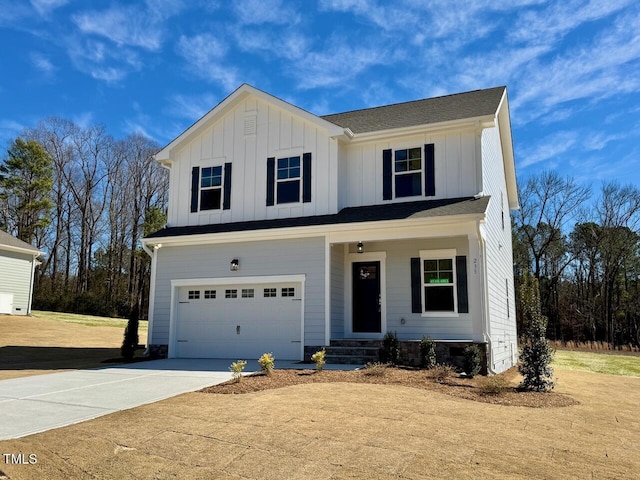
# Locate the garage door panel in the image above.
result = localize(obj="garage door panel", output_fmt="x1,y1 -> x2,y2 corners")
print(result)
175,282 -> 302,360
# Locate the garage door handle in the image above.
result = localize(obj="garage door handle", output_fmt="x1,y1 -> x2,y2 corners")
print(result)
177,340 -> 188,343
292,299 -> 302,301
179,301 -> 189,304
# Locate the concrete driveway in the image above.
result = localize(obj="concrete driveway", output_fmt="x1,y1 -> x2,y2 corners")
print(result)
0,358 -> 302,440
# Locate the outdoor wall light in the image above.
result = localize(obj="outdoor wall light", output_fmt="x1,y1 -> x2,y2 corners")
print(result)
357,242 -> 364,254
230,258 -> 239,271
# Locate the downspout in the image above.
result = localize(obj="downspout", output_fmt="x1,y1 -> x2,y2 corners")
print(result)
476,220 -> 497,375
141,242 -> 161,355
27,254 -> 41,316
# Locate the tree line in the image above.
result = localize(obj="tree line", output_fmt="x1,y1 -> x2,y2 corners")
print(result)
513,171 -> 640,348
0,117 -> 168,319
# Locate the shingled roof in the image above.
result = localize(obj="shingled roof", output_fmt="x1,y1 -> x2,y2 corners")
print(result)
146,197 -> 490,239
0,230 -> 40,254
321,86 -> 506,134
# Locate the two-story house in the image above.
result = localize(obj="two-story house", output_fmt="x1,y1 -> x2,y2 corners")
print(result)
142,84 -> 518,374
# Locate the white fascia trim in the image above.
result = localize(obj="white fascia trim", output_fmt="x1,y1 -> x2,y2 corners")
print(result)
0,245 -> 44,257
495,90 -> 519,210
345,115 -> 496,144
143,213 -> 485,248
171,274 -> 306,287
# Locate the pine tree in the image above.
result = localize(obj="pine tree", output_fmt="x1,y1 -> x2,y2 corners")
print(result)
0,138 -> 53,244
518,272 -> 556,392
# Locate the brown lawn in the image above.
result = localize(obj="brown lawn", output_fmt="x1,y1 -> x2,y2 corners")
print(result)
1,366 -> 639,479
0,314 -> 144,380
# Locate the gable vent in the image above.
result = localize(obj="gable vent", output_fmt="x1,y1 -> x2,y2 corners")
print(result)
244,116 -> 257,136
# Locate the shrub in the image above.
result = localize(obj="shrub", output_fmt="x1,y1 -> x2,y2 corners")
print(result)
229,360 -> 247,383
431,364 -> 456,383
380,331 -> 400,365
362,362 -> 390,377
420,336 -> 437,369
311,349 -> 326,372
258,352 -> 275,375
463,345 -> 482,378
478,375 -> 510,396
518,272 -> 555,392
120,305 -> 139,361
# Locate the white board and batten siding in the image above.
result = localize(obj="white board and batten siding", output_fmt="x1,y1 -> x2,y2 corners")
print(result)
0,250 -> 35,315
151,237 -> 326,358
167,95 -> 339,229
481,126 -> 518,373
339,129 -> 480,209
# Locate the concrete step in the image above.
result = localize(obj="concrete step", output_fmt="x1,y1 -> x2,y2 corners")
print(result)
329,339 -> 382,348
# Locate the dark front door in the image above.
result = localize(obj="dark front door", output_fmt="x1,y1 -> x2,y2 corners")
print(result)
352,261 -> 381,333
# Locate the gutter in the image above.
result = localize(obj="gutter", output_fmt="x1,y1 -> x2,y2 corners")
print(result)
476,219 -> 497,375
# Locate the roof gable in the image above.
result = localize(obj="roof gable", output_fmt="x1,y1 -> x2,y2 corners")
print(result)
155,84 -> 344,162
321,86 -> 506,134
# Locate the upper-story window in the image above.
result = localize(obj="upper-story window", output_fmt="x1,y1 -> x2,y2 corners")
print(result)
383,144 -> 435,200
394,148 -> 422,197
190,163 -> 232,213
200,166 -> 223,210
277,156 -> 301,204
267,153 -> 312,206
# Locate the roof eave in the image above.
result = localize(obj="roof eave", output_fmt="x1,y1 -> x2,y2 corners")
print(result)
0,244 -> 44,257
343,115 -> 496,144
142,211 -> 487,247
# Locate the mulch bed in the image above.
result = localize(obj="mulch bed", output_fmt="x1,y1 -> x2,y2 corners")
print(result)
200,366 -> 578,408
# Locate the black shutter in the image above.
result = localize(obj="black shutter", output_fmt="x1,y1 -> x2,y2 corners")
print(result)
223,162 -> 232,210
302,152 -> 312,203
456,255 -> 469,313
425,143 -> 435,196
411,257 -> 422,313
383,149 -> 392,200
190,166 -> 200,213
266,157 -> 275,206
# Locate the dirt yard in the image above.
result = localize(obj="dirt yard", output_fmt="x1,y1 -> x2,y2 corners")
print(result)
0,314 -> 142,380
1,367 -> 639,479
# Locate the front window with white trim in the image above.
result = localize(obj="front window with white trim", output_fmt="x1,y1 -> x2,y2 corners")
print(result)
420,250 -> 457,315
395,147 -> 422,197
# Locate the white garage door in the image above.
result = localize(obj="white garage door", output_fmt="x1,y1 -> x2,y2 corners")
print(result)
174,282 -> 302,360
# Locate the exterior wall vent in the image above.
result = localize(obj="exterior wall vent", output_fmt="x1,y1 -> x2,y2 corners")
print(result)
244,116 -> 257,136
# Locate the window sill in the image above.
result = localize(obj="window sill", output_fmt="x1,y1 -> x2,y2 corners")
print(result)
421,312 -> 459,318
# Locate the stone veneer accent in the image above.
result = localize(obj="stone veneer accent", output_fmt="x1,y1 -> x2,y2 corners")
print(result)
148,344 -> 168,359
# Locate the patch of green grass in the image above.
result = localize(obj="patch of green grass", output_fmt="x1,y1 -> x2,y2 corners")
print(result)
32,310 -> 148,332
553,349 -> 640,377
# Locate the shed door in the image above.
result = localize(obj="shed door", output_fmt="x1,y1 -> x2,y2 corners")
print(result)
174,282 -> 302,360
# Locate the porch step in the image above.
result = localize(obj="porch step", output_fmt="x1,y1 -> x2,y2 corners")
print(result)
324,339 -> 382,365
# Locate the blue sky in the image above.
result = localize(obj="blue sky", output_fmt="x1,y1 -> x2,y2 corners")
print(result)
1,0 -> 639,186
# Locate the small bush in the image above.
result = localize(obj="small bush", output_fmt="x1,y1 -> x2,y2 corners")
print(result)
463,345 -> 482,378
258,352 -> 275,375
380,331 -> 400,364
420,336 -> 437,369
229,360 -> 247,383
362,362 -> 390,377
120,305 -> 139,361
311,349 -> 326,372
432,364 -> 456,383
478,375 -> 510,395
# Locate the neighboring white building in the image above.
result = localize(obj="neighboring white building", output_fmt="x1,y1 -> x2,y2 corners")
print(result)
0,230 -> 42,316
143,84 -> 519,374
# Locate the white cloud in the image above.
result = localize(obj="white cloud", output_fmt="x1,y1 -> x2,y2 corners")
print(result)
66,39 -> 137,83
583,131 -> 630,151
176,35 -> 239,91
233,0 -> 301,25
509,0 -> 635,45
519,131 -> 579,168
72,5 -> 165,51
166,92 -> 221,121
30,0 -> 68,16
29,52 -> 55,75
